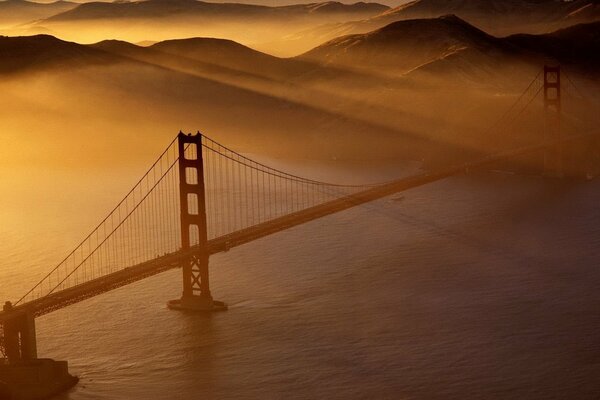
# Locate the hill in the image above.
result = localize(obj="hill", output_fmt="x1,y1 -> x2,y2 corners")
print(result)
378,0 -> 599,27
44,0 -> 389,22
20,1 -> 389,56
300,15 -> 600,83
290,0 -> 600,53
0,34 -> 117,73
302,15 -> 511,73
299,14 -> 534,86
93,36 -> 317,84
507,21 -> 600,70
150,37 -> 280,70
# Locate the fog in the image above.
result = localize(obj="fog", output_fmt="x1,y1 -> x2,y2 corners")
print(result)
1,48 -> 595,173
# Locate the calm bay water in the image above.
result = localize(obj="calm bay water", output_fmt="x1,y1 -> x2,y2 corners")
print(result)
1,157 -> 600,399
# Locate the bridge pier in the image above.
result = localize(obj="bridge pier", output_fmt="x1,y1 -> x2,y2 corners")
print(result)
1,302 -> 37,363
0,302 -> 78,399
168,132 -> 227,312
167,251 -> 227,312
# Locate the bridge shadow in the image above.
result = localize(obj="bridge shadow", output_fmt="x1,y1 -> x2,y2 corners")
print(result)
176,311 -> 220,397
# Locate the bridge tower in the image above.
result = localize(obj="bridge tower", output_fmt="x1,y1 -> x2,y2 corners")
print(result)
543,65 -> 563,177
168,133 -> 227,312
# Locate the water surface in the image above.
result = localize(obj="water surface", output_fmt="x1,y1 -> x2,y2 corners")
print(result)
1,154 -> 599,399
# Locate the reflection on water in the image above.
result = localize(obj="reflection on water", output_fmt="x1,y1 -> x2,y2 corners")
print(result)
2,156 -> 600,399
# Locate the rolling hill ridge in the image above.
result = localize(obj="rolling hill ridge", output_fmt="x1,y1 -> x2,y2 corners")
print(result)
290,0 -> 600,54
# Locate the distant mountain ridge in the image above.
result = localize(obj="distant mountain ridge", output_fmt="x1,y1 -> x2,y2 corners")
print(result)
292,0 -> 600,52
93,36 -> 303,80
14,0 -> 392,57
302,15 -> 508,71
1,16 -> 598,81
0,34 -> 116,73
372,0 -> 600,32
508,20 -> 600,67
43,0 -> 389,21
300,15 -> 600,82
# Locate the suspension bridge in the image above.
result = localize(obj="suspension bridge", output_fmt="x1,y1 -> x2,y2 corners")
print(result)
0,66 -> 598,367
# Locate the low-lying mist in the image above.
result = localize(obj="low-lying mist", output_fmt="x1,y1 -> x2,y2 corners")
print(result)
1,57 -> 589,171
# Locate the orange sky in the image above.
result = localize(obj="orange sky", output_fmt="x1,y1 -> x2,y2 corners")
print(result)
28,0 -> 410,6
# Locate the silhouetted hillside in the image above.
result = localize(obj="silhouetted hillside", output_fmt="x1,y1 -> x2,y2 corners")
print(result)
292,0 -> 600,52
301,15 -> 600,83
367,0 -> 600,34
151,38 -> 276,68
508,21 -> 600,70
0,34 -> 117,73
24,0 -> 389,56
94,36 -> 316,83
301,15 -> 516,74
379,0 -> 598,26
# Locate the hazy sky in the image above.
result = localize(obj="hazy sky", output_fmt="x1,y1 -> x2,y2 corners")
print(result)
194,0 -> 409,5
29,0 -> 410,7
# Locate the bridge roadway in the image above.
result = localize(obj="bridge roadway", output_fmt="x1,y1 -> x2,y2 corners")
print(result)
2,133 -> 596,319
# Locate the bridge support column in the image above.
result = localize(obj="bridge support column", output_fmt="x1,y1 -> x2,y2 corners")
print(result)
543,65 -> 564,178
168,133 -> 227,312
1,301 -> 78,398
1,302 -> 37,364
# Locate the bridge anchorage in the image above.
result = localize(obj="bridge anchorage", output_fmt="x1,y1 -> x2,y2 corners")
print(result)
0,65 -> 597,398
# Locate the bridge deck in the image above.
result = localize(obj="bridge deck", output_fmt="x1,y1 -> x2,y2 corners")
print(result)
2,135 -> 595,319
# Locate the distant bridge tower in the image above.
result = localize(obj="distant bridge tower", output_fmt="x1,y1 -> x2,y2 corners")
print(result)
543,65 -> 563,177
168,133 -> 227,312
